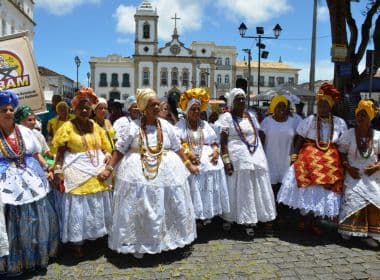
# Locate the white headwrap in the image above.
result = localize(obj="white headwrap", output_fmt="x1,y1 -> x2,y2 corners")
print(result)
136,88 -> 156,112
125,95 -> 137,110
92,97 -> 108,111
226,88 -> 246,108
185,98 -> 201,114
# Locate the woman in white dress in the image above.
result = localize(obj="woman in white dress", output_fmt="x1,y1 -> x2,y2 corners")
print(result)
176,88 -> 229,225
277,83 -> 347,235
338,100 -> 380,247
0,90 -> 58,277
99,88 -> 197,259
260,96 -> 300,232
218,88 -> 276,237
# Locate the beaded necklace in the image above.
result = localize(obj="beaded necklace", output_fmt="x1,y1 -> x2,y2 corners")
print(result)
186,119 -> 204,160
73,120 -> 100,167
355,127 -> 373,159
232,112 -> 258,154
315,114 -> 334,151
139,117 -> 164,180
0,125 -> 26,168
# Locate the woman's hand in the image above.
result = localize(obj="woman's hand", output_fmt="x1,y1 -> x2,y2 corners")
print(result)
209,150 -> 219,165
98,169 -> 112,181
104,153 -> 112,164
346,165 -> 361,179
224,162 -> 234,176
188,163 -> 200,175
188,152 -> 200,165
364,163 -> 380,176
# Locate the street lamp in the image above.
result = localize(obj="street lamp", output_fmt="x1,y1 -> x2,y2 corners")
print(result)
242,48 -> 252,106
238,23 -> 282,99
87,72 -> 90,87
74,56 -> 81,90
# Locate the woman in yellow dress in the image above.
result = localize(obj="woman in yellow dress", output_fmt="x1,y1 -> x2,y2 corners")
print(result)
51,87 -> 113,257
92,97 -> 115,153
48,101 -> 71,154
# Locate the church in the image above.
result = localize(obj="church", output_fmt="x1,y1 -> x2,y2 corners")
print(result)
89,0 -> 299,105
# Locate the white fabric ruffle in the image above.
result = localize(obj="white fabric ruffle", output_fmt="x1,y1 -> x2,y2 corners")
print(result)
222,168 -> 277,224
277,165 -> 341,218
109,179 -> 196,254
56,190 -> 113,243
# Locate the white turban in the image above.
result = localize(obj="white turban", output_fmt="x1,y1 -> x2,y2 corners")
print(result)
136,88 -> 156,112
184,98 -> 201,114
125,95 -> 137,110
226,88 -> 246,108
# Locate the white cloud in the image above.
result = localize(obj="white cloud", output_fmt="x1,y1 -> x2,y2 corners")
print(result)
317,6 -> 329,22
114,0 -> 204,41
292,59 -> 334,84
35,0 -> 101,16
214,0 -> 291,25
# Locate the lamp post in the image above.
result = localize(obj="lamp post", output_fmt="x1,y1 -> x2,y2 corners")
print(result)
87,72 -> 90,87
74,56 -> 81,90
238,23 -> 282,99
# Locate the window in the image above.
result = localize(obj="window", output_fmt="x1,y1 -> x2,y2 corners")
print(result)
171,67 -> 178,86
217,58 -> 222,65
143,22 -> 150,39
288,77 -> 295,85
182,69 -> 189,87
200,72 -> 207,87
277,76 -> 285,85
259,76 -> 265,86
268,76 -> 275,87
2,19 -> 6,36
143,69 -> 150,86
224,75 -> 230,84
99,73 -> 107,87
160,68 -> 168,86
111,73 -> 119,87
249,75 -> 254,86
217,74 -> 222,84
122,73 -> 130,87
225,58 -> 230,65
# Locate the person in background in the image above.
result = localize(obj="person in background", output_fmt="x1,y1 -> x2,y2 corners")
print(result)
338,100 -> 380,248
14,105 -> 54,165
113,96 -> 141,140
108,100 -> 125,125
51,87 -> 113,258
219,88 -> 277,237
176,88 -> 230,226
48,101 -> 72,155
0,90 -> 58,277
158,98 -> 178,125
99,88 -> 196,259
259,95 -> 300,233
92,97 -> 115,153
295,102 -> 306,119
277,83 -> 348,235
39,94 -> 62,138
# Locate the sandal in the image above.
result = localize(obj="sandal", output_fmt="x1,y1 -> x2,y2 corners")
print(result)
245,226 -> 255,237
71,245 -> 85,258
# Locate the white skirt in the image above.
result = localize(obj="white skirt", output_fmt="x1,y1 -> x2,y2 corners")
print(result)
189,169 -> 230,220
222,168 -> 276,225
277,165 -> 341,218
56,190 -> 113,243
109,179 -> 196,255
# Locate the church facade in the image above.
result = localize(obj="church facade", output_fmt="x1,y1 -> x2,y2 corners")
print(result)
89,0 -> 299,103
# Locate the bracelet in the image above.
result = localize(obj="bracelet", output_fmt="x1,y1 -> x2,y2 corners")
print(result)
222,154 -> 231,164
290,153 -> 298,161
54,165 -> 63,174
184,149 -> 191,157
184,160 -> 191,167
105,165 -> 114,172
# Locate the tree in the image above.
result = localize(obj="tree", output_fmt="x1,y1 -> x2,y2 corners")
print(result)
326,0 -> 380,89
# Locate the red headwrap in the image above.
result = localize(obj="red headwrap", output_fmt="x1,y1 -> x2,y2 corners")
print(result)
316,83 -> 341,108
71,87 -> 98,110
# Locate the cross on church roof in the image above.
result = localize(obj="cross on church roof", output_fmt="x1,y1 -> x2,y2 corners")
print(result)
171,13 -> 180,29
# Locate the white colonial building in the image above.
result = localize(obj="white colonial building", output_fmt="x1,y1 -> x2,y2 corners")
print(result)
0,0 -> 35,44
90,0 -> 299,105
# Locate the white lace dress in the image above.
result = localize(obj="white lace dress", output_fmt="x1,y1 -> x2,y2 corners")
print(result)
337,129 -> 380,239
218,112 -> 276,225
260,115 -> 300,185
277,115 -> 348,218
176,119 -> 230,220
109,119 -> 196,255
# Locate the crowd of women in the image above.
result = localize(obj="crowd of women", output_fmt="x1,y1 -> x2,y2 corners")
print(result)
0,82 -> 379,277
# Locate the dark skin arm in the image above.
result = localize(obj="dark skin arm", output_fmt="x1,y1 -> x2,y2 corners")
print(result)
290,135 -> 304,163
340,153 -> 361,179
220,130 -> 233,176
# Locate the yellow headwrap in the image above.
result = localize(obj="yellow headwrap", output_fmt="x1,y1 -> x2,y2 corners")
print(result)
178,88 -> 210,114
136,88 -> 156,112
268,95 -> 288,114
55,101 -> 69,112
355,100 -> 376,121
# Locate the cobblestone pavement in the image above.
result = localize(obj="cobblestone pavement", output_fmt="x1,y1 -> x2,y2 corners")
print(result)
20,218 -> 380,280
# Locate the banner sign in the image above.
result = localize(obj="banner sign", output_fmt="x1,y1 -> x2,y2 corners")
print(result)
0,32 -> 45,113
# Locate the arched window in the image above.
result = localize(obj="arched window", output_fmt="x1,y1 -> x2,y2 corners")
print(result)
200,72 -> 207,87
171,67 -> 178,86
122,73 -> 130,87
217,74 -> 222,84
111,73 -> 119,87
225,58 -> 230,65
143,68 -> 150,86
143,22 -> 150,39
224,75 -> 229,84
99,73 -> 107,87
182,69 -> 189,87
161,68 -> 168,86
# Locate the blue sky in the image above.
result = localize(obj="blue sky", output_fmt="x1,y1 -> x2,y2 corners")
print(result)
33,0 -> 369,86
